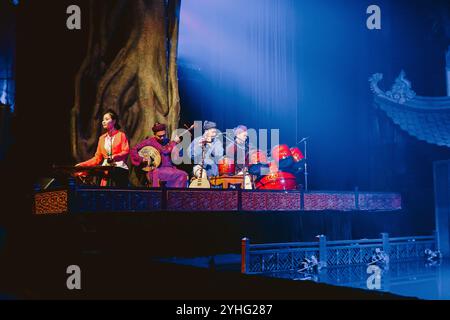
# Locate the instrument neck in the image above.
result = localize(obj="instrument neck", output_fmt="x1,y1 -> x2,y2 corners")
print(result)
199,143 -> 206,180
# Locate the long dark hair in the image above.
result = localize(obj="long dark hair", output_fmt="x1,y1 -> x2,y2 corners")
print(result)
104,109 -> 121,130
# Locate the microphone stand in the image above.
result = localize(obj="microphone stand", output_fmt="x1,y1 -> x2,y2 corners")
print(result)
304,139 -> 308,191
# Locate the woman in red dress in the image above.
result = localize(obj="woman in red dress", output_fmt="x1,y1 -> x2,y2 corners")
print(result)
76,110 -> 130,187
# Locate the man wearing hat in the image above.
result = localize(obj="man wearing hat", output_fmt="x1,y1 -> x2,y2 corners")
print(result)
130,123 -> 188,188
189,120 -> 224,178
225,125 -> 253,175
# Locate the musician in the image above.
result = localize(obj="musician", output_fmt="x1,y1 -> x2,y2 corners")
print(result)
130,123 -> 188,188
189,121 -> 224,178
225,125 -> 252,175
76,110 -> 130,187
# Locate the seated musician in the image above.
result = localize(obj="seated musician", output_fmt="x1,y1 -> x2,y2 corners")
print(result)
189,121 -> 224,178
75,110 -> 130,187
225,125 -> 252,175
130,123 -> 188,188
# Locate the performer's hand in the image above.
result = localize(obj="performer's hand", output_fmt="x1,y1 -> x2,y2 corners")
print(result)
173,135 -> 181,144
199,138 -> 206,146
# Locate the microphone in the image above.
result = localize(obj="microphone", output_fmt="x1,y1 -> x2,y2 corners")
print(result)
297,137 -> 309,144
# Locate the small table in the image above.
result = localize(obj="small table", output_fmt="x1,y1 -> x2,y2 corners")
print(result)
210,175 -> 245,189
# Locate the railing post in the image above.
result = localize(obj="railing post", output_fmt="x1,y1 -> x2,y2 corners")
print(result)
381,232 -> 390,254
241,237 -> 250,274
319,235 -> 327,267
237,189 -> 243,211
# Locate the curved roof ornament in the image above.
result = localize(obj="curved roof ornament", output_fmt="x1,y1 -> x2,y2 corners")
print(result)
370,70 -> 450,148
369,70 -> 416,104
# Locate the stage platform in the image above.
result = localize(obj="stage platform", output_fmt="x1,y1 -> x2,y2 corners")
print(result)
33,186 -> 401,215
26,186 -> 404,257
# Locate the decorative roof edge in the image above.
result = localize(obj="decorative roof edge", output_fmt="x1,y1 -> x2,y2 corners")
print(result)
370,71 -> 450,110
369,70 -> 416,104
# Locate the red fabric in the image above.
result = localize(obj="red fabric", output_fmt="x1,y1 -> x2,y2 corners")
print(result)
152,123 -> 167,133
78,131 -> 129,186
79,131 -> 130,167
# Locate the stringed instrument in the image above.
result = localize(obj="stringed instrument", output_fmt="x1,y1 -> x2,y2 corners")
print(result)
138,146 -> 162,172
139,123 -> 197,173
242,167 -> 253,190
189,139 -> 211,189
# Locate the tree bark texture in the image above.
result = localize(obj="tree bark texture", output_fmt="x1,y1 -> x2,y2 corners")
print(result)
71,0 -> 181,185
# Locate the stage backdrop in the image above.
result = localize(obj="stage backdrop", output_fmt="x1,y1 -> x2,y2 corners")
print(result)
178,0 -> 450,191
177,0 -> 450,235
9,0 -> 450,238
70,0 -> 182,170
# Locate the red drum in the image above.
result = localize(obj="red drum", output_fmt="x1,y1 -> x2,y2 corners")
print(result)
290,147 -> 304,162
272,145 -> 294,169
271,145 -> 292,161
289,146 -> 305,175
249,150 -> 268,165
255,171 -> 297,190
218,157 -> 235,176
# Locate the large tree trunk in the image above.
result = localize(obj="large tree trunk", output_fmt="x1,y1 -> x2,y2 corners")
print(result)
71,0 -> 181,185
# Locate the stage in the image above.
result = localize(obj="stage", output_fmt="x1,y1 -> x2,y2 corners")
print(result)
33,186 -> 401,214
28,187 -> 405,257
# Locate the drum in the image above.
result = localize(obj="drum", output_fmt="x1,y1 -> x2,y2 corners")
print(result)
218,157 -> 235,176
271,144 -> 293,169
255,171 -> 297,190
271,145 -> 292,161
290,147 -> 304,162
289,147 -> 305,174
